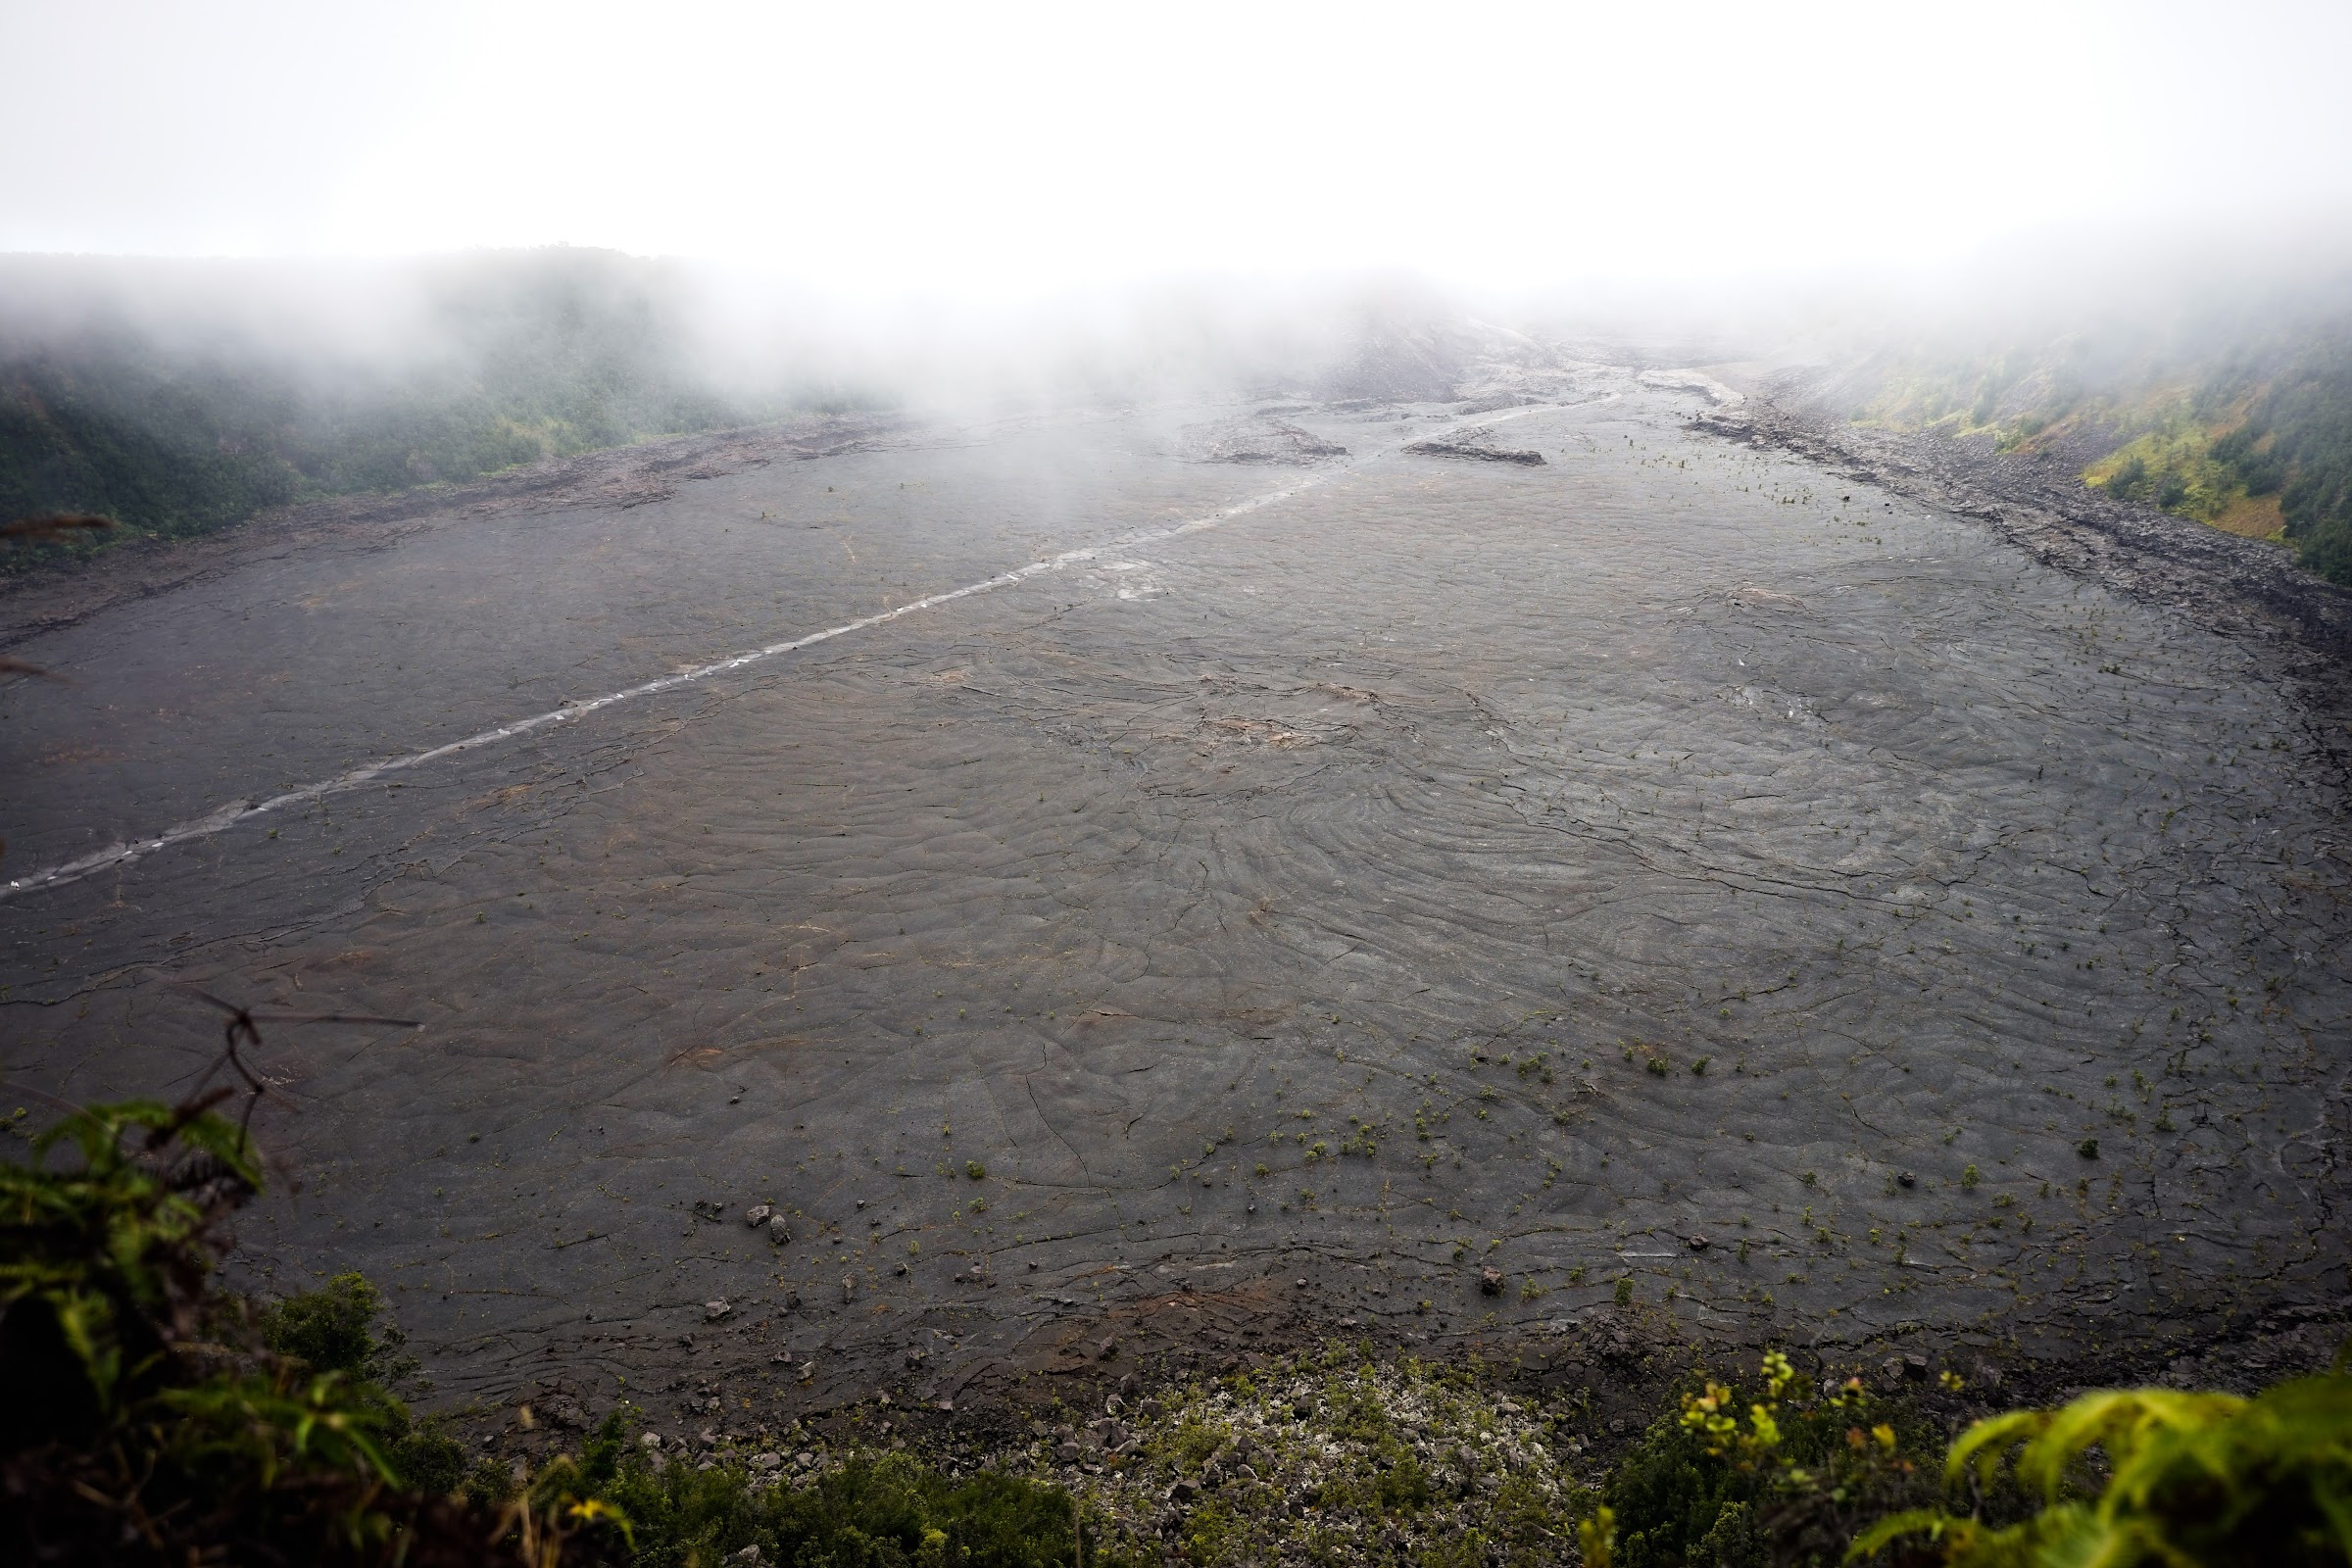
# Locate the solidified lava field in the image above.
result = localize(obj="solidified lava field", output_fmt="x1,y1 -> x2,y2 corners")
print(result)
3,365 -> 2346,1425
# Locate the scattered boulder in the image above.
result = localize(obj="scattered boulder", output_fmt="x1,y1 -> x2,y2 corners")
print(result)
1403,438 -> 1545,466
769,1215 -> 793,1245
1480,1268 -> 1504,1296
1688,1235 -> 1709,1251
746,1203 -> 772,1227
705,1299 -> 732,1323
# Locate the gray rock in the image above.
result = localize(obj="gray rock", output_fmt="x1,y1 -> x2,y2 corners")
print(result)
769,1215 -> 793,1245
705,1299 -> 732,1322
1402,438 -> 1545,466
746,1203 -> 773,1227
1177,418 -> 1348,466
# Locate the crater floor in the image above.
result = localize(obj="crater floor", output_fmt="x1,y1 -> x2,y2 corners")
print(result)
4,372 -> 2345,1422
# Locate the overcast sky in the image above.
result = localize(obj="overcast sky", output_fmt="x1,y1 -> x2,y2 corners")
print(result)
7,0 -> 2350,299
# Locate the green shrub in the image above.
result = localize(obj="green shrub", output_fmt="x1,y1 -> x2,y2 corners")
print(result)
1603,1352 -> 1950,1568
261,1271 -> 412,1382
555,1429 -> 1093,1568
0,1095 -> 511,1561
1854,1373 -> 2352,1567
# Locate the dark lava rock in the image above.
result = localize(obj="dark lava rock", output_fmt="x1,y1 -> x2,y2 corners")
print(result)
1480,1268 -> 1505,1296
1402,439 -> 1545,465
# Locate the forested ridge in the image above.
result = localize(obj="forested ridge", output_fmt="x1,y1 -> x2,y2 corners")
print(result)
1837,293 -> 2352,586
0,249 -> 857,570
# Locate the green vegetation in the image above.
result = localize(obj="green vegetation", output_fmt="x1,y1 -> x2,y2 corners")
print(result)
0,249 -> 872,571
512,1431 -> 1092,1568
1592,1351 -> 1954,1568
1586,1347 -> 2352,1568
0,1092 -> 502,1560
1857,1376 -> 2352,1567
1844,303 -> 2352,584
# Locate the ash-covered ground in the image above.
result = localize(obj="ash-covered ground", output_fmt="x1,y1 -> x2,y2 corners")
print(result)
3,357 -> 2346,1441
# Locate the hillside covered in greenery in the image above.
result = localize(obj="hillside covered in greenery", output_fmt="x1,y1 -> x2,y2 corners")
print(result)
0,249 -> 864,570
1835,286 -> 2352,586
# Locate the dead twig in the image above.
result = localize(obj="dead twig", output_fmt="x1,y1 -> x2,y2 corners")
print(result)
168,983 -> 421,1150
